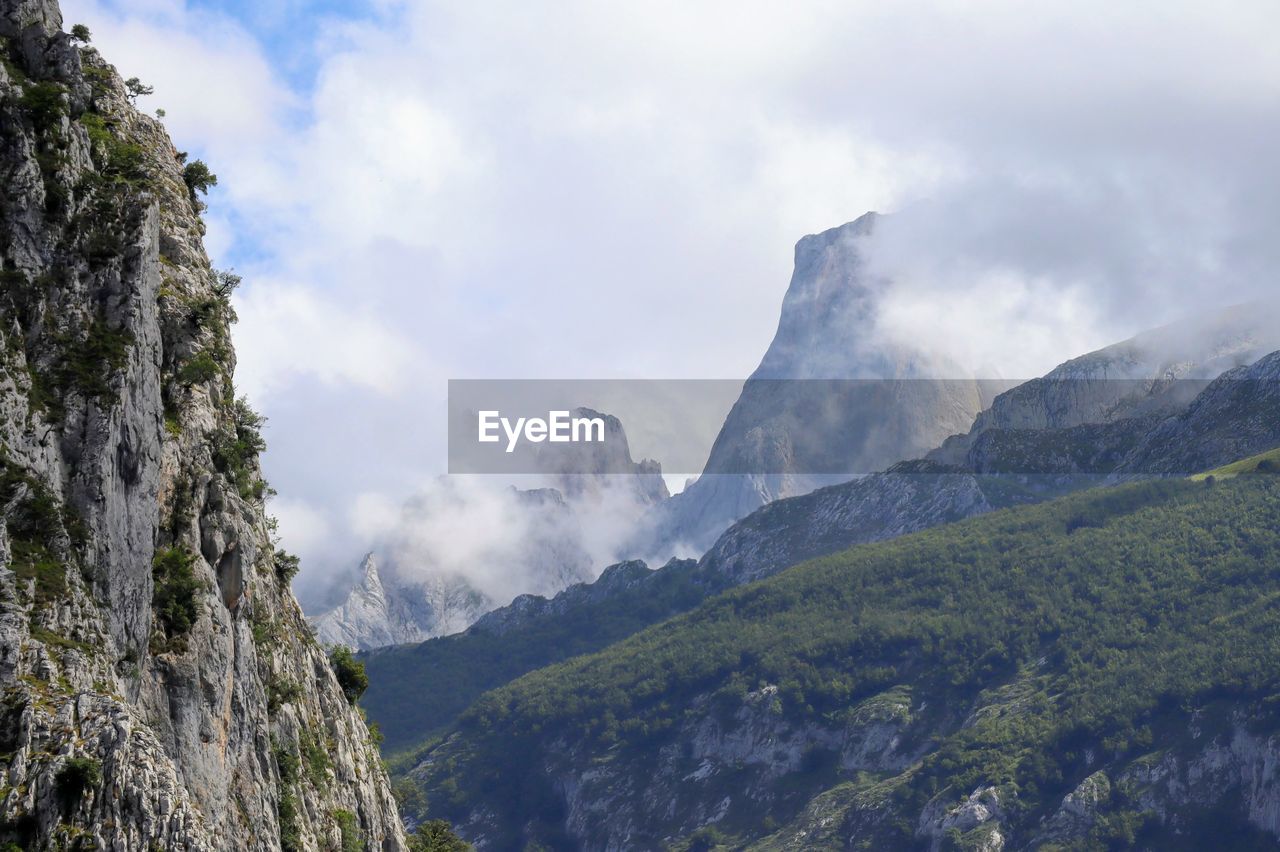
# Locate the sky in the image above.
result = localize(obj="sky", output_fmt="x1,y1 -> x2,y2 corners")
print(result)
61,0 -> 1280,596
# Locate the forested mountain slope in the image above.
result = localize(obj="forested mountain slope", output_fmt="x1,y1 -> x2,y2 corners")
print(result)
363,348 -> 1280,759
407,472 -> 1280,850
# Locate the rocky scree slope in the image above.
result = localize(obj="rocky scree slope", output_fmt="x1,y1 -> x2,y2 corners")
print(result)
0,4 -> 404,849
410,474 -> 1280,850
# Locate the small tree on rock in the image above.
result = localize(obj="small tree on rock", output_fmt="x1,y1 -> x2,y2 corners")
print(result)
328,646 -> 369,704
182,159 -> 217,208
69,24 -> 92,44
124,76 -> 154,103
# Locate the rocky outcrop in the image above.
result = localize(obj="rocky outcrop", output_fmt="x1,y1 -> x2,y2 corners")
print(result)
0,4 -> 404,848
469,558 -> 662,636
310,484 -> 598,650
530,407 -> 669,506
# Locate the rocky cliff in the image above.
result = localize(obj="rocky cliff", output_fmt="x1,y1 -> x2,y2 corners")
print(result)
0,3 -> 404,848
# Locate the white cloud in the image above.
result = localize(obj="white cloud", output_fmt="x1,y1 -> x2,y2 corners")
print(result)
268,496 -> 331,555
349,492 -> 401,541
60,0 -> 1280,587
231,284 -> 420,400
61,0 -> 292,150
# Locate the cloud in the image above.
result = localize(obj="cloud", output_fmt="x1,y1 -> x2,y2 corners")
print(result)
60,0 -> 1280,590
268,496 -> 331,556
232,284 -> 420,399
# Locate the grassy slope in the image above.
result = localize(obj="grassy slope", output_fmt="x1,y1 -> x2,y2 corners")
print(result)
417,473 -> 1280,846
1193,446 -> 1280,480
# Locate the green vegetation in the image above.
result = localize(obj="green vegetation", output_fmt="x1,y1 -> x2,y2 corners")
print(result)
273,550 -> 301,585
151,548 -> 202,653
329,646 -> 369,704
333,809 -> 361,852
213,268 -> 242,299
364,559 -> 710,754
301,730 -> 331,788
407,820 -> 471,852
211,397 -> 269,501
273,740 -> 302,852
266,678 -> 302,714
69,24 -> 92,44
19,82 -> 66,134
122,76 -> 153,103
1193,445 -> 1280,480
39,318 -> 133,415
176,350 -> 221,386
54,757 -> 101,810
181,159 -> 217,206
0,456 -> 79,608
79,113 -> 148,188
416,476 -> 1280,845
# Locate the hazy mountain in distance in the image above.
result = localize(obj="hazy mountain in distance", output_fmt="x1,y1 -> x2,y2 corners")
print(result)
634,212 -> 999,558
309,410 -> 667,649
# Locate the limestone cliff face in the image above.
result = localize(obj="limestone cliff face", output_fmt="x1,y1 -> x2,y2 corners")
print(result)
641,213 -> 994,558
0,3 -> 405,849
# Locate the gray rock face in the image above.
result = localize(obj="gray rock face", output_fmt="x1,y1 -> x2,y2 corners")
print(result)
0,6 -> 405,849
642,213 -> 994,558
530,407 -> 669,506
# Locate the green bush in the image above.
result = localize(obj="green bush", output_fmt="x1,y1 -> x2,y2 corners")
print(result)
274,551 -> 301,585
29,316 -> 134,421
19,82 -> 65,134
301,730 -> 331,787
334,809 -> 361,852
151,548 -> 201,652
211,397 -> 269,501
0,455 -> 76,605
123,76 -> 153,102
55,757 -> 101,809
69,24 -> 92,43
407,820 -> 471,852
182,159 -> 217,203
273,740 -> 302,852
266,678 -> 302,713
329,646 -> 369,704
177,350 -> 221,386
